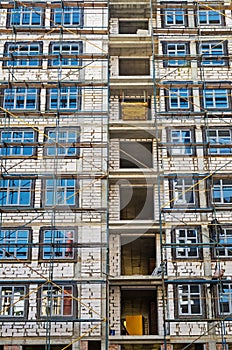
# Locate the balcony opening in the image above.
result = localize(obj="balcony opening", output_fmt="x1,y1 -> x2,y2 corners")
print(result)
120,186 -> 154,220
121,235 -> 156,275
173,345 -> 205,350
23,347 -> 72,350
119,58 -> 150,76
120,96 -> 151,121
120,141 -> 153,168
88,341 -> 101,350
119,20 -> 149,34
121,289 -> 158,335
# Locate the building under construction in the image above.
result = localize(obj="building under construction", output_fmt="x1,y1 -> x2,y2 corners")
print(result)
0,0 -> 232,350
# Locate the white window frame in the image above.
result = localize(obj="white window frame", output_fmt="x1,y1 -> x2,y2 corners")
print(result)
212,179 -> 232,204
0,129 -> 36,156
45,127 -> 80,157
5,43 -> 41,67
48,87 -> 80,110
172,178 -> 195,205
53,7 -> 81,26
42,228 -> 75,259
4,88 -> 38,110
169,88 -> 189,109
0,229 -> 30,259
178,284 -> 202,316
164,9 -> 185,26
203,89 -> 229,109
219,283 -> 232,315
50,42 -> 80,67
44,178 -> 77,206
207,129 -> 232,155
0,179 -> 33,207
175,228 -> 199,258
200,42 -> 225,66
198,10 -> 222,25
41,285 -> 73,317
170,129 -> 193,155
166,43 -> 188,66
215,228 -> 232,257
0,286 -> 26,317
10,7 -> 43,26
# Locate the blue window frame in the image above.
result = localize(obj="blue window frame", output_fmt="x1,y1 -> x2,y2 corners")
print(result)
199,42 -> 225,66
49,42 -> 81,67
0,129 -> 36,157
41,285 -> 74,317
0,286 -> 26,317
0,179 -> 33,207
207,129 -> 232,155
215,228 -> 232,257
219,283 -> 232,314
42,228 -> 75,259
165,43 -> 188,66
4,88 -> 38,110
164,9 -> 185,26
0,229 -> 30,259
170,129 -> 193,155
52,7 -> 81,26
212,179 -> 232,204
198,10 -> 222,25
169,88 -> 189,109
44,178 -> 78,206
5,43 -> 42,67
203,89 -> 229,109
44,127 -> 80,157
48,87 -> 80,110
10,7 -> 43,26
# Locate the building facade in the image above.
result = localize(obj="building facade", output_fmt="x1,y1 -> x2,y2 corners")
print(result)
1,0 -> 232,350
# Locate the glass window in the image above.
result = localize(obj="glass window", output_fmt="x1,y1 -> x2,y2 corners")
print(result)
219,283 -> 232,314
172,177 -> 196,206
10,7 -> 43,26
42,229 -> 75,259
4,88 -> 38,110
49,43 -> 81,67
0,179 -> 33,207
44,178 -> 78,206
203,89 -> 229,109
169,88 -> 189,109
215,228 -> 232,257
5,43 -> 41,67
212,179 -> 232,204
178,284 -> 202,315
200,42 -> 225,66
175,228 -> 199,258
44,127 -> 80,157
198,10 -> 222,25
52,7 -> 81,26
164,9 -> 185,26
0,129 -> 36,156
0,229 -> 30,259
41,285 -> 73,317
48,87 -> 80,110
170,129 -> 193,155
165,43 -> 188,66
207,129 -> 232,155
0,286 -> 26,317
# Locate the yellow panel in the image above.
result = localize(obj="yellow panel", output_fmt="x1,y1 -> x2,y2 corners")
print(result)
126,315 -> 143,335
121,102 -> 148,120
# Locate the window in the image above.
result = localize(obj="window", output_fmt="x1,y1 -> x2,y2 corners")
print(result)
44,178 -> 78,207
219,283 -> 232,315
171,177 -> 197,206
0,179 -> 33,207
173,228 -> 200,258
163,8 -> 186,26
49,42 -> 81,67
178,284 -> 202,316
199,42 -> 225,66
0,229 -> 30,259
4,42 -> 42,67
0,286 -> 26,317
52,7 -> 81,27
203,89 -> 229,109
206,129 -> 232,155
198,10 -> 222,25
168,87 -> 190,109
214,228 -> 232,257
44,127 -> 80,157
41,285 -> 74,317
10,7 -> 43,26
212,179 -> 232,204
41,228 -> 75,259
0,129 -> 36,157
169,129 -> 194,155
4,88 -> 38,110
47,87 -> 80,110
163,43 -> 189,66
